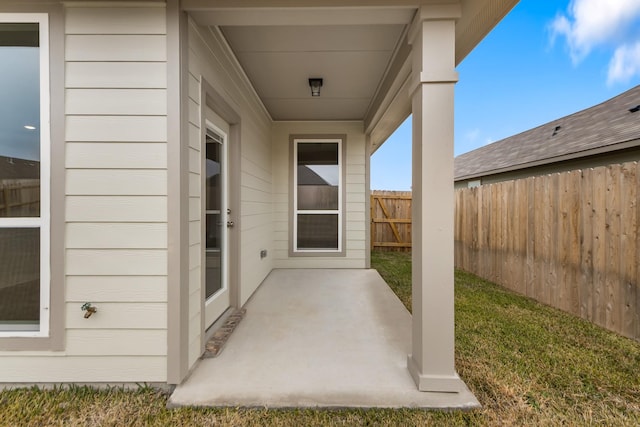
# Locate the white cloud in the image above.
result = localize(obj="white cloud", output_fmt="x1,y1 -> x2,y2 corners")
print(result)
550,0 -> 640,84
462,129 -> 493,149
465,128 -> 480,142
607,41 -> 640,85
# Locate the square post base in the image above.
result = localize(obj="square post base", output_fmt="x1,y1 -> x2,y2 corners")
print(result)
407,355 -> 463,393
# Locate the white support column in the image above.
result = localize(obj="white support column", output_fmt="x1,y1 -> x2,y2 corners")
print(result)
407,5 -> 463,393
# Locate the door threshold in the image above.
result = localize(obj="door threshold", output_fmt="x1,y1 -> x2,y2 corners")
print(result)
202,308 -> 246,359
204,307 -> 234,342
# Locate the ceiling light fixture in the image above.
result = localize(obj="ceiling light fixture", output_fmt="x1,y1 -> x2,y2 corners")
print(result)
309,78 -> 323,97
24,125 -> 36,130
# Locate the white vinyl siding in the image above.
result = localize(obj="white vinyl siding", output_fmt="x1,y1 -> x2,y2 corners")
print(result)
65,330 -> 167,356
66,250 -> 167,276
66,62 -> 167,88
66,223 -> 167,249
66,276 -> 168,302
64,6 -> 166,34
66,89 -> 167,115
187,19 -> 273,367
60,3 -> 168,381
66,170 -> 167,196
0,3 -> 168,382
186,32 -> 203,367
66,142 -> 167,169
0,357 -> 166,383
65,35 -> 166,61
66,196 -> 167,222
66,116 -> 167,142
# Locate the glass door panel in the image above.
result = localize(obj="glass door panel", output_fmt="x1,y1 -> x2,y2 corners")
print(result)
205,136 -> 222,299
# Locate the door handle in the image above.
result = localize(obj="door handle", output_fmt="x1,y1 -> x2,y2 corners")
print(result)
227,221 -> 234,228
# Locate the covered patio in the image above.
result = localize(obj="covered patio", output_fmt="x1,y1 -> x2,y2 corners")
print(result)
164,0 -> 519,399
168,269 -> 479,408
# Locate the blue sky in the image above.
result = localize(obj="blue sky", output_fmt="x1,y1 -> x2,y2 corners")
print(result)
0,47 -> 40,161
371,0 -> 640,191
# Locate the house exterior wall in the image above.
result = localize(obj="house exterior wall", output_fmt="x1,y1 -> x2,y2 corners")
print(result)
0,2 -> 168,382
186,19 -> 273,366
272,122 -> 367,269
0,3 -> 365,384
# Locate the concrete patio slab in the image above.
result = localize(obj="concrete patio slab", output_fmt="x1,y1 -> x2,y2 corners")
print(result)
168,269 -> 479,409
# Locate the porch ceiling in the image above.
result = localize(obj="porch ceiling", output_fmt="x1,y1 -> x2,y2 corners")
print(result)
184,0 -> 519,145
219,24 -> 406,121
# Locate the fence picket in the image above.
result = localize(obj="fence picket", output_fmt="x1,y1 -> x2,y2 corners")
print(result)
558,172 -> 570,312
0,180 -> 40,216
605,165 -> 622,333
453,162 -> 639,342
621,162 -> 637,339
636,161 -> 640,341
534,176 -> 545,303
592,167 -> 607,326
526,177 -> 536,299
581,168 -> 595,322
568,170 -> 582,316
547,174 -> 559,307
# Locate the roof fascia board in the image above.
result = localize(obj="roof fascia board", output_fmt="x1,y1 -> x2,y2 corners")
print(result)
455,137 -> 640,181
364,34 -> 411,153
367,74 -> 412,154
62,1 -> 165,6
184,0 -> 424,7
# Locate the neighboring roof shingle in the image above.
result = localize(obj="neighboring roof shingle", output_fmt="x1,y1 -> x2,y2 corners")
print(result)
0,156 -> 39,180
454,85 -> 640,180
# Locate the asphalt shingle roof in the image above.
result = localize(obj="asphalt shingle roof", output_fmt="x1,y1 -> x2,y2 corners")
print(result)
0,156 -> 39,180
454,85 -> 640,180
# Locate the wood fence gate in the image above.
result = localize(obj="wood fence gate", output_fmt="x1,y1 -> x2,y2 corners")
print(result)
370,190 -> 412,251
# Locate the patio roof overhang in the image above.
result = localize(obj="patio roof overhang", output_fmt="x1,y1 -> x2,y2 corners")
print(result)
178,0 -> 519,394
182,0 -> 518,151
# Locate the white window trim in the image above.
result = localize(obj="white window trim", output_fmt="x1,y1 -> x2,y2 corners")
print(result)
0,13 -> 50,338
293,138 -> 343,253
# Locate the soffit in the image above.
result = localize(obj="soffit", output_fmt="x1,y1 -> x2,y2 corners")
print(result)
185,2 -> 415,122
185,0 -> 519,129
220,24 -> 405,121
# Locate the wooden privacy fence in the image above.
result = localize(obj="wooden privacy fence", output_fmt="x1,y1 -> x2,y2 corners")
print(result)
455,162 -> 639,341
0,180 -> 40,217
370,190 -> 412,251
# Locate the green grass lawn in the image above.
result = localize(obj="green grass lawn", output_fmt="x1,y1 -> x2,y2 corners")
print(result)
2,251 -> 639,426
